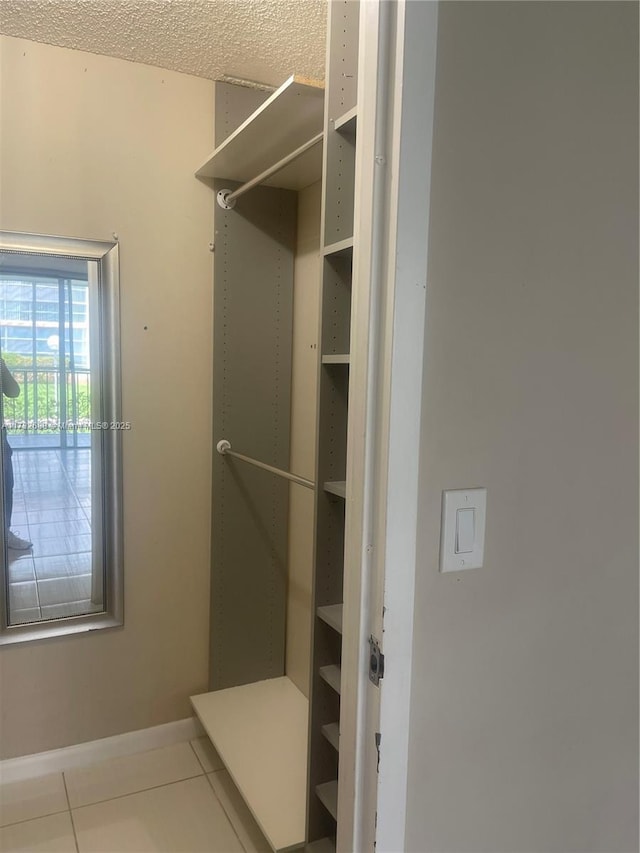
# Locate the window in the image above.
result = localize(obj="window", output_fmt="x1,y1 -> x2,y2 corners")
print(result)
0,231 -> 123,644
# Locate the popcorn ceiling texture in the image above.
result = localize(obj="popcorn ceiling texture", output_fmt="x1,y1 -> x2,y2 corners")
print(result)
0,0 -> 326,86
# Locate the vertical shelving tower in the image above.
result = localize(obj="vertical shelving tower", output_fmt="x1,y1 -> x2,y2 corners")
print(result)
190,76 -> 325,853
307,1 -> 360,846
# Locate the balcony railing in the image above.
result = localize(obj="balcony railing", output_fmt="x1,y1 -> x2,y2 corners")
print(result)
2,365 -> 91,449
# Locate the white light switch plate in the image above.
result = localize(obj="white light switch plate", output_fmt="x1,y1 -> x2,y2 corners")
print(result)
440,488 -> 486,572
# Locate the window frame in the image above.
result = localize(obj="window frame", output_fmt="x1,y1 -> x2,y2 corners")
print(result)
0,230 -> 124,644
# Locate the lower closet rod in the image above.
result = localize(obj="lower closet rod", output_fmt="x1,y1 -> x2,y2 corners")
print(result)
216,439 -> 315,490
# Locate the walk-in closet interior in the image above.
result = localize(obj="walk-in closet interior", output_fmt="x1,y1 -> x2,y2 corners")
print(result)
190,2 -> 360,850
2,3 -> 637,853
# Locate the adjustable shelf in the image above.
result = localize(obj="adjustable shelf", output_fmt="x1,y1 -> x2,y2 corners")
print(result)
334,106 -> 357,137
316,781 -> 339,821
323,237 -> 353,258
191,677 -> 308,852
319,665 -> 342,695
317,603 -> 343,634
308,1 -> 361,843
306,840 -> 336,853
323,481 -> 346,499
321,722 -> 340,751
196,75 -> 325,190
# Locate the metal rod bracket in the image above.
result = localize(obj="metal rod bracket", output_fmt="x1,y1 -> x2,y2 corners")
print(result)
217,190 -> 236,210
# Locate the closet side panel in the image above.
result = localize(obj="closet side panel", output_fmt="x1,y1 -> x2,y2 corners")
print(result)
211,179 -> 296,689
287,180 -> 322,698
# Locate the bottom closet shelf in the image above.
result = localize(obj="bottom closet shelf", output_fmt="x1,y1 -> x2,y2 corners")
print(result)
191,676 -> 308,853
305,839 -> 336,852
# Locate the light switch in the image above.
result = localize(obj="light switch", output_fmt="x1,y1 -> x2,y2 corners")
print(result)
440,488 -> 486,572
455,508 -> 475,553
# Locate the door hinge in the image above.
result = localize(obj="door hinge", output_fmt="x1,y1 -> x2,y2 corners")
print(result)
375,731 -> 382,772
368,635 -> 384,686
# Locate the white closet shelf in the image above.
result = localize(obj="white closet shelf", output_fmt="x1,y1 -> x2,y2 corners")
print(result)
319,665 -> 342,695
322,354 -> 350,364
316,781 -> 339,821
321,722 -> 340,751
191,676 -> 308,852
323,236 -> 354,257
196,75 -> 325,190
323,481 -> 346,499
317,604 -> 343,634
333,106 -> 357,135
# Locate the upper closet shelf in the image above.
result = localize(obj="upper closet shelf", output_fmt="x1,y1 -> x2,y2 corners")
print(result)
196,75 -> 325,192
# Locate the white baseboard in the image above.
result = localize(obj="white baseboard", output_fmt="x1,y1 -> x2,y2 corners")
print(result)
0,716 -> 205,784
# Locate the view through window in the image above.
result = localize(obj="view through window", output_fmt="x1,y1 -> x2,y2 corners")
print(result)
1,258 -> 102,624
0,234 -> 123,644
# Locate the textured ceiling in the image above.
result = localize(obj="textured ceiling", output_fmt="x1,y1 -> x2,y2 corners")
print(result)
0,0 -> 327,87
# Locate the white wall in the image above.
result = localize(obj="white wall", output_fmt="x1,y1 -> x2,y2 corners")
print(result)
0,36 -> 215,758
405,3 -> 638,851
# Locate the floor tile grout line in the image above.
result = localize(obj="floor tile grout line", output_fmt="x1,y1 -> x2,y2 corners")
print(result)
37,572 -> 93,582
9,451 -> 91,626
30,506 -> 92,524
67,771 -> 206,812
36,577 -> 95,612
15,448 -> 91,538
59,448 -> 88,491
8,457 -> 30,552
204,769 -> 251,853
10,576 -> 94,610
0,772 -> 250,846
62,772 -> 81,853
7,446 -> 94,622
35,574 -> 93,590
58,449 -> 92,526
27,531 -> 92,543
31,554 -> 43,614
14,458 -> 32,546
9,574 -> 91,587
7,571 -> 41,620
188,738 -> 214,775
34,549 -> 93,560
0,806 -> 69,831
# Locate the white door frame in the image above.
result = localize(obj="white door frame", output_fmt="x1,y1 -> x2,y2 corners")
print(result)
336,0 -> 391,848
375,1 -> 439,847
337,2 -> 440,850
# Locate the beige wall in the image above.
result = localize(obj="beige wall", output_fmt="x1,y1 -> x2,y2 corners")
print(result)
287,180 -> 321,698
0,36 -> 214,758
406,3 -> 638,852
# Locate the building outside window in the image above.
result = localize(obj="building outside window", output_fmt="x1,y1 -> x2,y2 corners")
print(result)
0,275 -> 91,449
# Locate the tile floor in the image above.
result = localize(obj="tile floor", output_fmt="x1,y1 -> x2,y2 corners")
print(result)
0,739 -> 272,853
7,448 -> 100,625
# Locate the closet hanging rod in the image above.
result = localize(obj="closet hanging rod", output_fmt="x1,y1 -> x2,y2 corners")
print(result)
217,132 -> 324,209
216,439 -> 315,490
